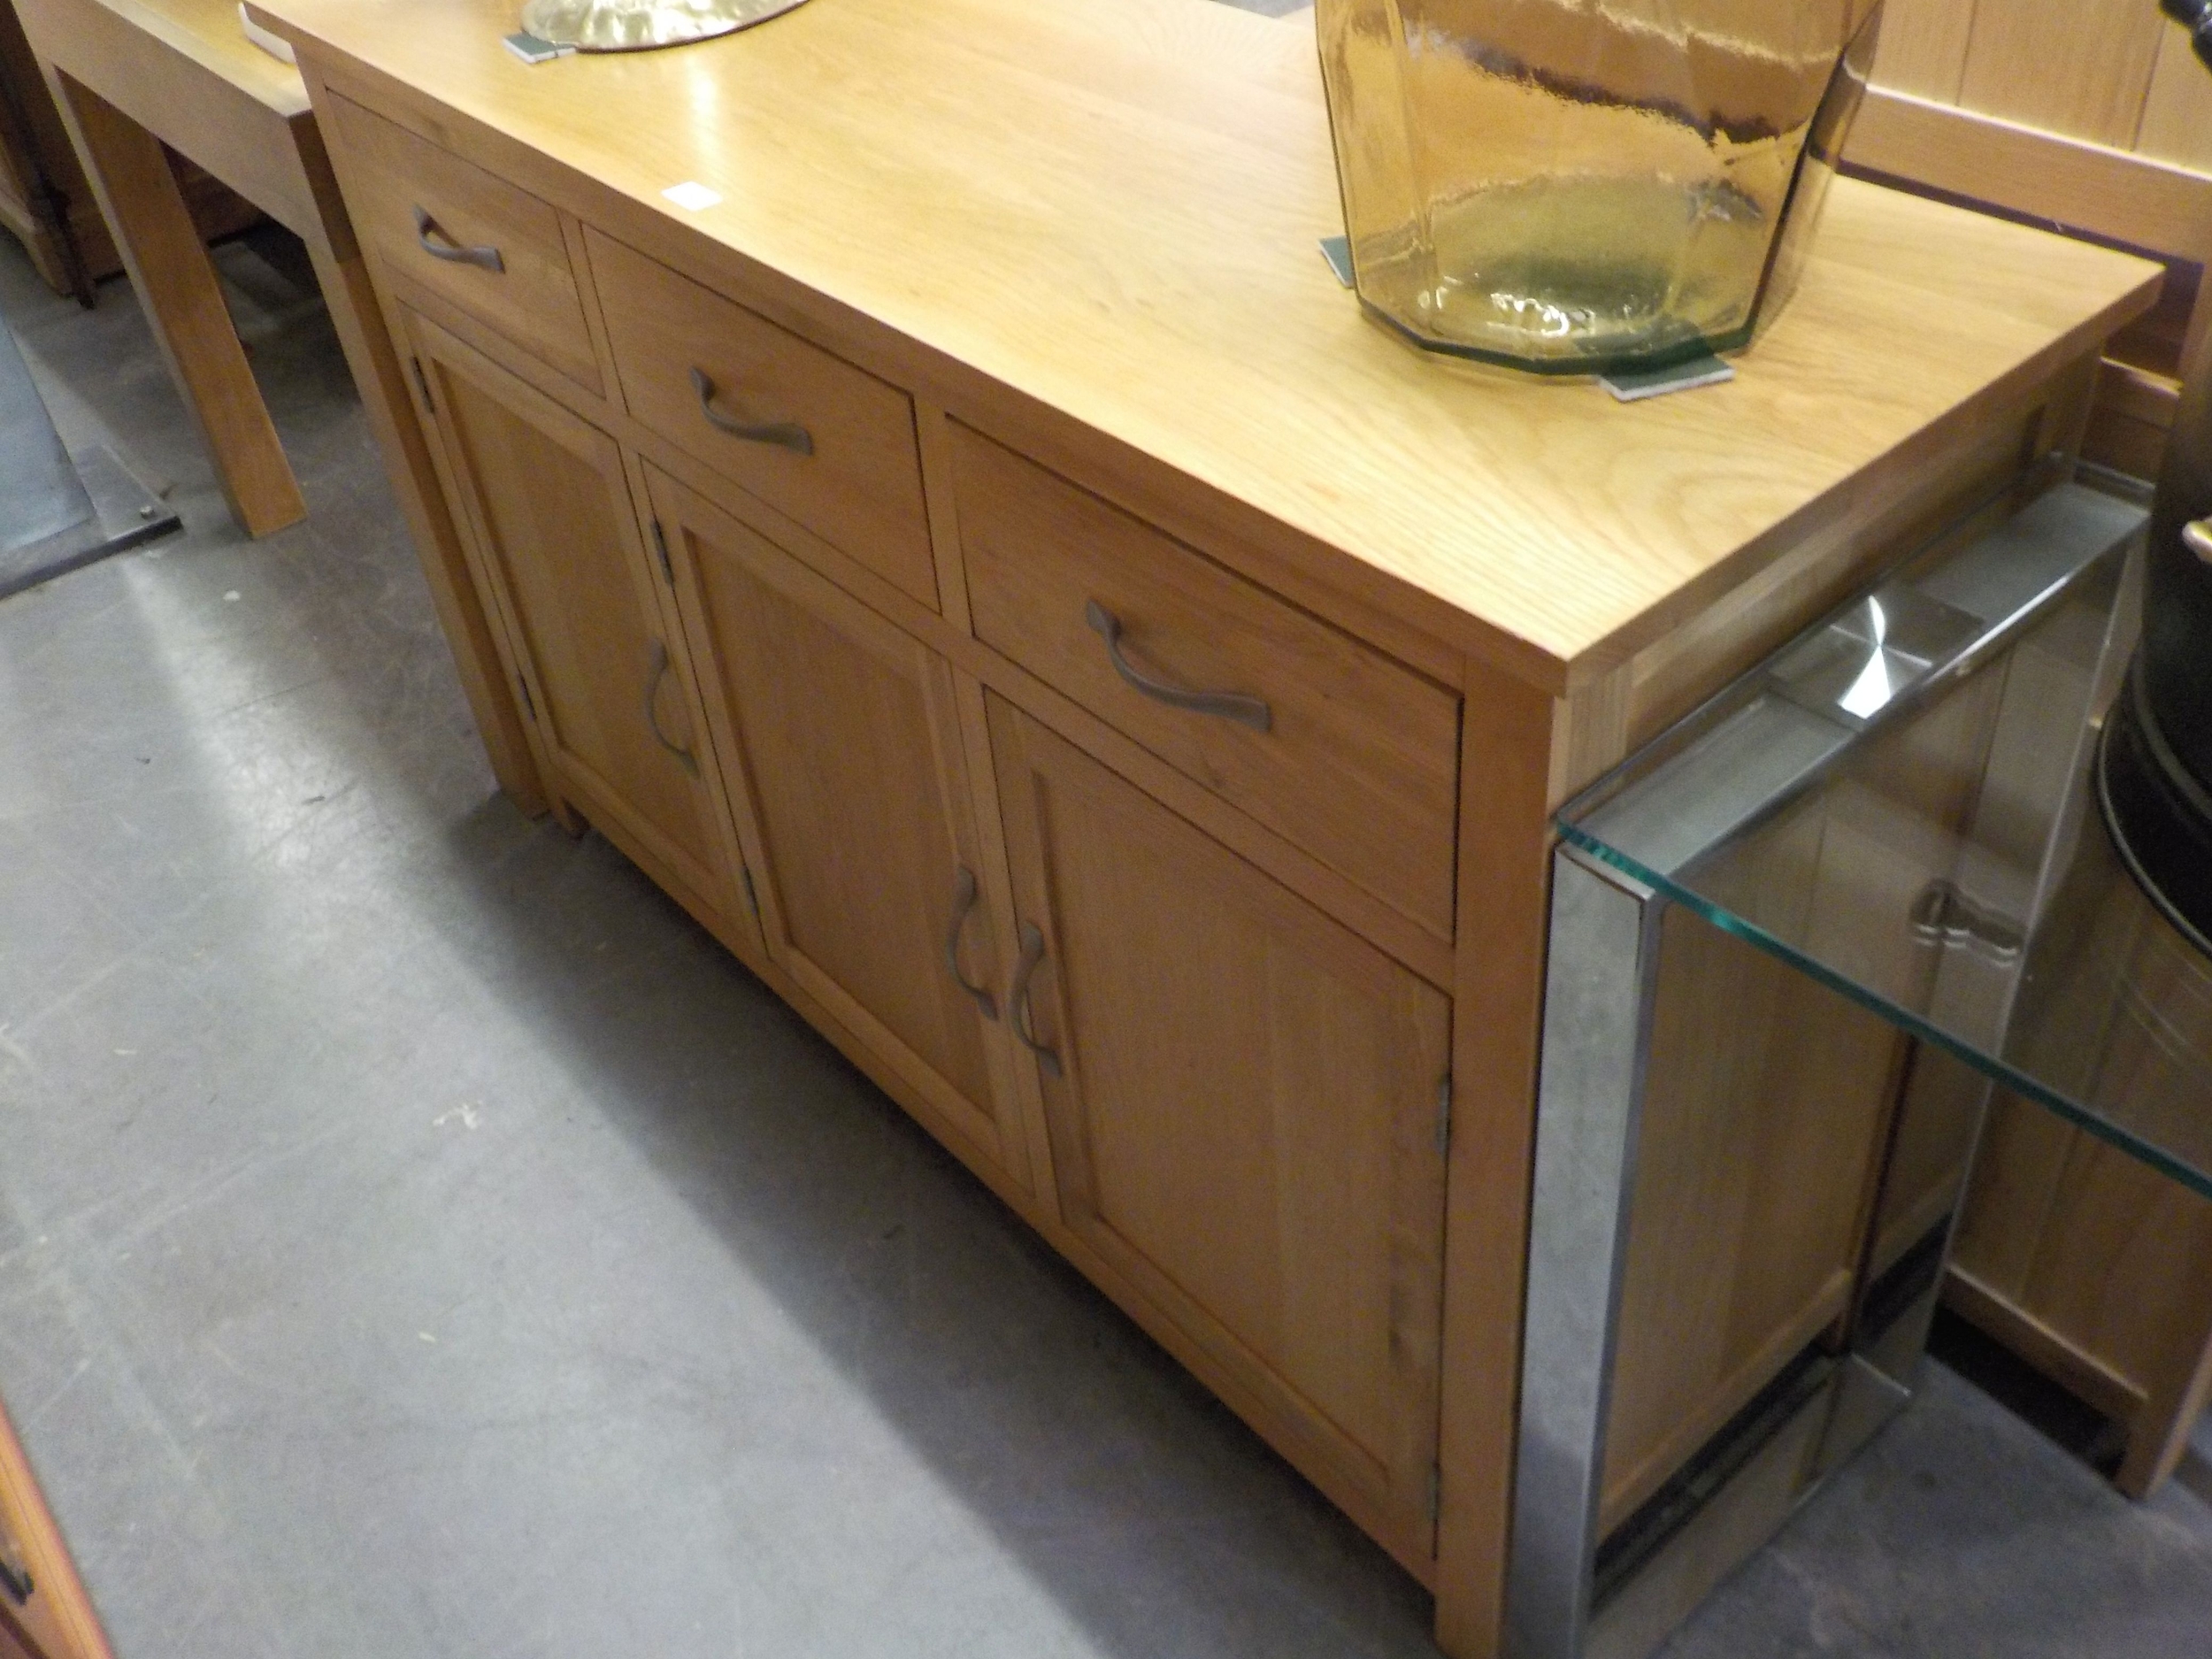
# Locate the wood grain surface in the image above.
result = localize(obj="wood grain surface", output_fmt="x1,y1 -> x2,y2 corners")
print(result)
40,71 -> 306,534
330,92 -> 603,393
42,0 -> 303,116
248,0 -> 2160,692
406,310 -> 737,916
654,464 -> 1027,1181
988,694 -> 1452,1572
956,425 -> 1463,941
19,0 -> 316,232
594,230 -> 939,610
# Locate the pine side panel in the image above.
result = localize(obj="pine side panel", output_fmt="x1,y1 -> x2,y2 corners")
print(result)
1870,0 -> 1978,104
1956,0 -> 2172,149
2135,23 -> 2212,172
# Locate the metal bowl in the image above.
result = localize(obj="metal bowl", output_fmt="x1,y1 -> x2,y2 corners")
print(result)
518,0 -> 808,52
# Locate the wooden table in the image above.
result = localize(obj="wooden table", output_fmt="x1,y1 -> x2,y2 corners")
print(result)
14,0 -> 317,534
13,0 -> 549,810
242,2 -> 2163,1653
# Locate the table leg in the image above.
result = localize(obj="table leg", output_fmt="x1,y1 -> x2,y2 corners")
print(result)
44,70 -> 305,538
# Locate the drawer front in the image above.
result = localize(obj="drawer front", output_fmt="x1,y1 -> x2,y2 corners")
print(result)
327,94 -> 601,394
587,231 -> 938,611
956,428 -> 1460,938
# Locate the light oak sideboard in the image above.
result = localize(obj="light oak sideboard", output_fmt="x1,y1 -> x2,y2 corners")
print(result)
243,0 -> 2162,1651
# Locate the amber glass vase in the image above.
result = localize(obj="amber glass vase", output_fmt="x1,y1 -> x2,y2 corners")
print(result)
1316,0 -> 1886,373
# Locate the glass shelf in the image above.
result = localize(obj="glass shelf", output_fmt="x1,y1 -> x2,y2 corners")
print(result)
1558,479 -> 2212,1199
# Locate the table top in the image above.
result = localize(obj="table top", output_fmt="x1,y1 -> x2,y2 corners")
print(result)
250,0 -> 2160,687
72,0 -> 308,115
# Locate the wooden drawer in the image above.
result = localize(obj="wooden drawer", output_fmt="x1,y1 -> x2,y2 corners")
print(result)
956,428 -> 1460,939
326,94 -> 600,394
587,231 -> 937,611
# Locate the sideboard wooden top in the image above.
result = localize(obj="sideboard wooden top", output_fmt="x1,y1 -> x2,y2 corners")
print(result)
253,0 -> 2160,689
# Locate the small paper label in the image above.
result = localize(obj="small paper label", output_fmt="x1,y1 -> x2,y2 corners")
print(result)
663,181 -> 724,212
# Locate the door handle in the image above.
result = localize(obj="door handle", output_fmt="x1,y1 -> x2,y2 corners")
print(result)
942,865 -> 998,1018
411,206 -> 504,273
642,642 -> 700,776
688,368 -> 814,455
1083,601 -> 1271,732
2185,518 -> 2212,565
1008,921 -> 1063,1078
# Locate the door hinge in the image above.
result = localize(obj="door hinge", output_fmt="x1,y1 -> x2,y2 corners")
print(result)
741,865 -> 759,918
516,674 -> 537,722
1427,1464 -> 1441,1528
411,356 -> 434,415
650,518 -> 674,585
1436,1075 -> 1453,1157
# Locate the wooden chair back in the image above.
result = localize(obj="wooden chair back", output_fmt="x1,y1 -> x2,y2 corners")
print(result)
1848,0 -> 2212,476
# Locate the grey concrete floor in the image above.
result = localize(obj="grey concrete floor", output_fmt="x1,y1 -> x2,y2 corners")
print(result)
2,204 -> 2211,1659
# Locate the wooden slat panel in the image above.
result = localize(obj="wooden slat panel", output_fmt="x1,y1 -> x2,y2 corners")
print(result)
2136,22 -> 2212,171
1956,0 -> 2170,149
1847,88 -> 2212,264
2017,1134 -> 2212,1408
1870,0 -> 1977,104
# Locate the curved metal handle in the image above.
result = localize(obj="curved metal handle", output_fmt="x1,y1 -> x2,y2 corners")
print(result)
412,205 -> 504,273
688,367 -> 815,456
642,642 -> 699,776
1008,921 -> 1062,1078
942,865 -> 998,1018
2185,518 -> 2212,565
1084,601 -> 1271,733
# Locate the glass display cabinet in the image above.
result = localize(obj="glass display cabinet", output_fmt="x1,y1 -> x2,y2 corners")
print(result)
1510,473 -> 2208,1658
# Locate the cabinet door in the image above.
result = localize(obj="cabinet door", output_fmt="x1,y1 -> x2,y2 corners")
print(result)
987,696 -> 1451,1558
646,467 -> 1025,1182
403,311 -> 737,922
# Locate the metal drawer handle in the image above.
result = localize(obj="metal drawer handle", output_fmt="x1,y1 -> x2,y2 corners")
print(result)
1910,879 -> 2024,959
411,206 -> 504,273
642,641 -> 699,776
1083,601 -> 1271,733
1008,921 -> 1062,1078
2185,518 -> 2212,565
688,368 -> 815,456
942,865 -> 997,1018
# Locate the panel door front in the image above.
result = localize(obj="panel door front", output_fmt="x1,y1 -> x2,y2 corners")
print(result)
987,695 -> 1451,1562
648,466 -> 1025,1183
403,311 -> 735,921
